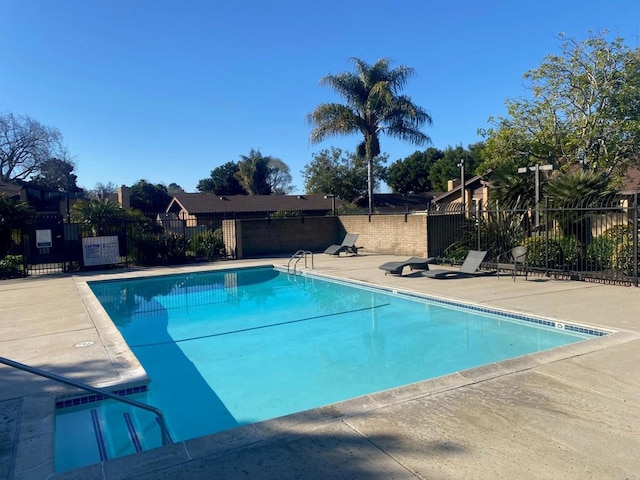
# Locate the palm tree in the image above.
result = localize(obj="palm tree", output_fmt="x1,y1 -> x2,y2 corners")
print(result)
235,149 -> 271,195
308,58 -> 432,214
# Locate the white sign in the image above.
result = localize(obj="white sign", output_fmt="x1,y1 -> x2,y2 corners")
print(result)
82,236 -> 120,267
36,229 -> 52,248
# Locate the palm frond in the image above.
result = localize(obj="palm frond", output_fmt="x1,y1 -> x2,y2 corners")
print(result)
307,104 -> 360,143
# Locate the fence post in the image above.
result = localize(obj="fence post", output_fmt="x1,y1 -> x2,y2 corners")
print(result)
476,201 -> 481,251
634,194 -> 638,287
544,198 -> 549,276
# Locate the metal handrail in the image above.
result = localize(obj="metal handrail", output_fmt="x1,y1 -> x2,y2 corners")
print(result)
287,250 -> 314,274
0,356 -> 171,446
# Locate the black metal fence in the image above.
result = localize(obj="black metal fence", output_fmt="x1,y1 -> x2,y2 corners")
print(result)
427,194 -> 639,286
2,196 -> 639,286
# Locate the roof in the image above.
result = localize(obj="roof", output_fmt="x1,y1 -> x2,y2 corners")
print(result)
352,193 -> 435,209
0,181 -> 21,199
619,166 -> 640,195
432,175 -> 486,203
167,193 -> 342,214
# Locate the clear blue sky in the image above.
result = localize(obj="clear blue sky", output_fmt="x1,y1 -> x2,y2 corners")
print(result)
1,1 -> 639,193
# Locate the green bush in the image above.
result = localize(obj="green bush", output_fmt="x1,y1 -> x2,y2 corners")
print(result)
0,255 -> 24,278
586,235 -> 614,270
189,229 -> 224,260
161,232 -> 186,263
129,231 -> 186,265
522,237 -> 562,268
557,236 -> 579,267
601,225 -> 637,275
128,231 -> 161,265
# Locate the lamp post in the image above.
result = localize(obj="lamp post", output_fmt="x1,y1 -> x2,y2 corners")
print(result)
324,194 -> 337,216
457,159 -> 465,213
517,163 -> 553,228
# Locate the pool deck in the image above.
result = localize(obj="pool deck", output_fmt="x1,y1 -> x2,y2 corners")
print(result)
1,253 -> 639,479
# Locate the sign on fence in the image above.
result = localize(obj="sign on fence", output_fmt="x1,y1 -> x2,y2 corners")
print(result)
36,229 -> 52,248
82,236 -> 120,266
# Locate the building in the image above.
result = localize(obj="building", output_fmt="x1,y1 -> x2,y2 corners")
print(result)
165,193 -> 343,228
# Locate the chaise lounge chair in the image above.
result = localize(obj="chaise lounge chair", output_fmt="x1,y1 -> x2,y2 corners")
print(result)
379,257 -> 436,275
324,233 -> 360,256
423,250 -> 495,279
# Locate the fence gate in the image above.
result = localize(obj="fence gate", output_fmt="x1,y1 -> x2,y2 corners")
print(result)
23,214 -> 70,275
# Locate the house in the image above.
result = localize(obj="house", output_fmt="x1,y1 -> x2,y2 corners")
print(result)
0,181 -> 21,200
165,193 -> 343,228
0,180 -> 83,215
432,175 -> 489,210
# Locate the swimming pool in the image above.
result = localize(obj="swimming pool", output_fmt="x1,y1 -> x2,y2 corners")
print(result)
56,266 -> 602,470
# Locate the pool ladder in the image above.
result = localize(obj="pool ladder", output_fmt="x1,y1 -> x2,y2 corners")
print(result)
288,250 -> 314,274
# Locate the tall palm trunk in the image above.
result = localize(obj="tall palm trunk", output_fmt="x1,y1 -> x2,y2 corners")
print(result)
367,158 -> 373,215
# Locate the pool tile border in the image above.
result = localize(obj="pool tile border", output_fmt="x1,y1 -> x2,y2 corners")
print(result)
289,267 -> 611,338
55,385 -> 148,410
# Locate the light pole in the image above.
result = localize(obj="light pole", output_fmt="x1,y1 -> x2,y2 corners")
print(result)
517,163 -> 553,228
457,159 -> 465,213
324,194 -> 337,216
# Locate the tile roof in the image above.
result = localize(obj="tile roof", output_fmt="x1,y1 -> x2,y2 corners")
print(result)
167,193 -> 341,214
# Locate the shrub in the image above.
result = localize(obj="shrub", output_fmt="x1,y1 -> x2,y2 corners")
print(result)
598,225 -> 638,276
0,255 -> 24,278
522,237 -> 562,268
557,236 -> 579,268
585,235 -> 614,270
128,231 -> 161,265
189,229 -> 224,260
160,232 -> 186,263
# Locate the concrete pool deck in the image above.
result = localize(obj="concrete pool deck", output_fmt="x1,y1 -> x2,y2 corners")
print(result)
1,254 -> 639,479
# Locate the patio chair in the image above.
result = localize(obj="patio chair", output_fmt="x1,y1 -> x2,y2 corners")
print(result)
379,257 -> 436,275
497,246 -> 527,281
423,250 -> 495,279
324,233 -> 360,256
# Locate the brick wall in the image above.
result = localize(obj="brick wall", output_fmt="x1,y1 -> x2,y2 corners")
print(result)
224,214 -> 457,259
227,216 -> 339,258
338,215 -> 428,256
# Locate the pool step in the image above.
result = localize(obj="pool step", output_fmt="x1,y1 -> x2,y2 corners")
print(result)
55,402 -> 171,472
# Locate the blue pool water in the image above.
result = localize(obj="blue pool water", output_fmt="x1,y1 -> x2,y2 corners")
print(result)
57,266 -> 597,470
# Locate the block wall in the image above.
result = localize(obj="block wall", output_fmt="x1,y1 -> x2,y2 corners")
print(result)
337,215 -> 428,256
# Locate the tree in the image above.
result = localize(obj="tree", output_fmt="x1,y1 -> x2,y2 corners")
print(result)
129,179 -> 171,212
385,148 -> 443,194
90,181 -> 119,200
30,158 -> 81,192
197,162 -> 245,195
167,183 -> 184,195
70,198 -> 126,237
479,32 -> 640,182
0,113 -> 69,182
308,57 -> 432,214
235,149 -> 272,195
428,145 -> 482,192
302,147 -> 386,203
267,158 -> 294,194
488,160 -> 539,208
0,195 -> 32,258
